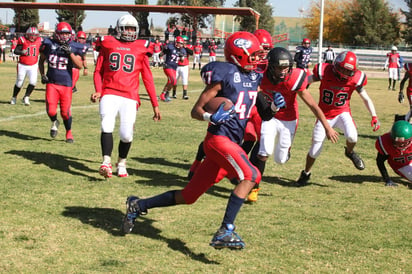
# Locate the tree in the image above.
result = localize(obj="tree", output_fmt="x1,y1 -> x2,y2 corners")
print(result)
56,0 -> 86,31
401,0 -> 412,45
157,0 -> 225,31
134,0 -> 151,38
234,0 -> 274,34
342,0 -> 400,46
13,0 -> 39,33
304,0 -> 347,44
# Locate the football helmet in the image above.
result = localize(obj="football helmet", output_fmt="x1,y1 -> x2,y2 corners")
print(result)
224,31 -> 262,71
76,31 -> 87,43
391,46 -> 398,51
333,51 -> 358,80
266,47 -> 293,85
116,14 -> 139,41
181,35 -> 189,42
391,120 -> 412,151
25,27 -> 39,42
54,22 -> 72,44
253,29 -> 273,51
175,36 -> 184,48
302,38 -> 311,46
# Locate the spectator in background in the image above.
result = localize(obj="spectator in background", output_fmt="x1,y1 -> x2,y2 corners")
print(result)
173,27 -> 180,40
323,45 -> 335,64
0,34 -> 7,63
384,46 -> 401,91
164,27 -> 170,41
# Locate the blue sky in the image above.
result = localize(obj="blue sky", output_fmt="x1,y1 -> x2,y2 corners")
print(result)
0,0 -> 408,30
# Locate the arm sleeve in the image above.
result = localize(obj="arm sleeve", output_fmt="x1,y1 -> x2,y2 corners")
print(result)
376,152 -> 391,183
141,55 -> 159,107
93,51 -> 105,93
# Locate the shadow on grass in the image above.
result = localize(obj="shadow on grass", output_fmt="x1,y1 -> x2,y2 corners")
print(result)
132,156 -> 190,171
330,174 -> 411,188
62,206 -> 219,265
261,175 -> 328,188
0,129 -> 50,141
5,150 -> 101,181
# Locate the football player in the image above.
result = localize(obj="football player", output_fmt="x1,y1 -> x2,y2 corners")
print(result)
172,35 -> 193,99
10,26 -> 42,106
398,62 -> 412,108
150,36 -> 163,68
90,14 -> 160,178
192,39 -> 203,70
71,31 -> 90,93
208,39 -> 217,62
122,31 -> 282,250
384,46 -> 401,91
376,120 -> 412,187
296,51 -> 381,186
39,22 -> 84,143
248,47 -> 339,199
294,38 -> 312,74
159,36 -> 187,102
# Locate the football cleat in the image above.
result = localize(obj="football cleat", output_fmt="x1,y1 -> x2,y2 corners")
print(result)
116,162 -> 128,177
247,188 -> 260,202
121,196 -> 147,234
210,223 -> 245,250
345,147 -> 365,170
10,97 -> 16,105
99,162 -> 113,178
65,131 -> 74,143
23,96 -> 30,106
50,120 -> 60,138
295,170 -> 311,187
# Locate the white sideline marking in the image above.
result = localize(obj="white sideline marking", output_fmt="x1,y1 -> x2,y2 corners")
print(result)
0,105 -> 98,122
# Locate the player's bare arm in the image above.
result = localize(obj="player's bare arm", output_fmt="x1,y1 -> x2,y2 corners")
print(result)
191,82 -> 221,121
152,106 -> 161,121
358,87 -> 380,131
70,53 -> 83,69
299,89 -> 339,143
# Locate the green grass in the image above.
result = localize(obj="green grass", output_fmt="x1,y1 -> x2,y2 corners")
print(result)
0,59 -> 411,273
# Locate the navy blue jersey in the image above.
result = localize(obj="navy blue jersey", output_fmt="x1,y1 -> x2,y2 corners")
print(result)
163,43 -> 186,70
40,38 -> 84,87
294,45 -> 313,69
201,62 -> 262,144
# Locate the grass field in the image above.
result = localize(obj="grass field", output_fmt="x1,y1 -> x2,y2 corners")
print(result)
0,60 -> 411,273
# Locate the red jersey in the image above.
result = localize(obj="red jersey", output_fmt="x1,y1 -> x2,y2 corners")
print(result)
209,44 -> 217,57
18,36 -> 42,66
260,68 -> 307,121
151,41 -> 162,53
313,63 -> 367,119
93,35 -> 158,107
194,44 -> 203,54
376,133 -> 412,178
178,44 -> 193,66
10,39 -> 18,50
404,63 -> 412,91
386,52 -> 401,69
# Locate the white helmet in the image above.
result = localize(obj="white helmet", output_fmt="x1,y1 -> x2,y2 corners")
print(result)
116,14 -> 138,41
391,46 -> 398,51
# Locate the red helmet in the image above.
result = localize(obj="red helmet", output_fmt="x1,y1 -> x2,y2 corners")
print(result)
253,29 -> 273,50
302,38 -> 311,45
224,31 -> 262,71
333,51 -> 358,80
77,31 -> 86,39
25,27 -> 39,42
55,22 -> 72,44
175,36 -> 184,48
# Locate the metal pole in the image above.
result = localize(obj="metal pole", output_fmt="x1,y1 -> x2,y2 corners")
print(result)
318,0 -> 324,63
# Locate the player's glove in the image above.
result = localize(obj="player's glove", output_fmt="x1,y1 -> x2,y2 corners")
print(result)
41,75 -> 49,84
398,91 -> 405,103
210,103 -> 235,125
385,179 -> 397,187
271,92 -> 286,111
371,116 -> 380,132
60,43 -> 72,55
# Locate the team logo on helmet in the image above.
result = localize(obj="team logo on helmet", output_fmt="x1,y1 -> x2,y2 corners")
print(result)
234,38 -> 252,50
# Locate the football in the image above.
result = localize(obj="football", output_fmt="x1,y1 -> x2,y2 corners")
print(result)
204,97 -> 234,113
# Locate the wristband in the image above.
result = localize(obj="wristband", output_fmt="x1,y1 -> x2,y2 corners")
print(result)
203,112 -> 212,122
84,67 -> 88,69
270,102 -> 280,112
